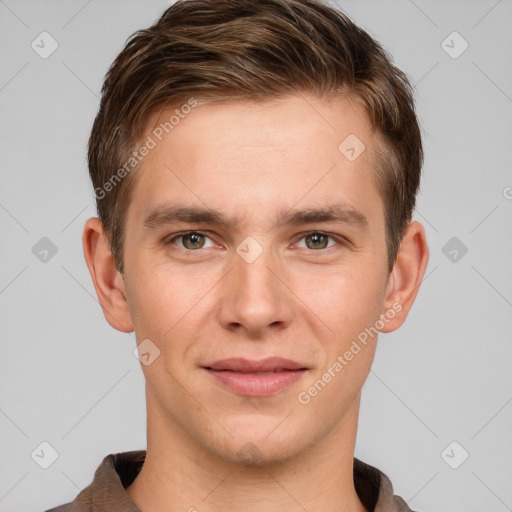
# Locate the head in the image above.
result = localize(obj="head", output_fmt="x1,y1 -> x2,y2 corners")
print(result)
83,0 -> 428,466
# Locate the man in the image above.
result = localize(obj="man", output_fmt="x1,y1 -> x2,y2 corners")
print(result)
46,0 -> 429,510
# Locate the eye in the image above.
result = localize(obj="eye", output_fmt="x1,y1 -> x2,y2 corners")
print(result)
165,231 -> 216,250
164,230 -> 345,253
294,232 -> 342,250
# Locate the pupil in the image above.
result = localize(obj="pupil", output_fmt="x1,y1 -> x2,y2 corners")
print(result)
186,233 -> 203,249
308,233 -> 326,249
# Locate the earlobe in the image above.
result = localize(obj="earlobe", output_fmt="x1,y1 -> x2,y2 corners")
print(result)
82,217 -> 134,333
379,221 -> 429,333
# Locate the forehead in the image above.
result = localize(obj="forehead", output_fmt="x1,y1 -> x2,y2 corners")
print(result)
144,94 -> 375,158
127,93 -> 383,231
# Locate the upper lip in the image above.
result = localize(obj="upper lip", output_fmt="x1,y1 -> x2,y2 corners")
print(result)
204,357 -> 308,372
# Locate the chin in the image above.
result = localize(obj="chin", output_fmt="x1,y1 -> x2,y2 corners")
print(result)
211,421 -> 310,468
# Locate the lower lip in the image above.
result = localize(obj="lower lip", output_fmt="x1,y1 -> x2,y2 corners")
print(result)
205,369 -> 307,396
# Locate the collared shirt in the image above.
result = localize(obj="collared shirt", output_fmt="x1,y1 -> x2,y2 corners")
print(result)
45,450 -> 417,512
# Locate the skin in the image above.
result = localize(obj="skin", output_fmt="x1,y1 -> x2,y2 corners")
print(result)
83,93 -> 429,512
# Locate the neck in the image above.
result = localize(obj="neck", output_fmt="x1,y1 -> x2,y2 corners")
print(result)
126,395 -> 367,512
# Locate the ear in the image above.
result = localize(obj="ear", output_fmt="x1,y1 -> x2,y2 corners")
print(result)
379,220 -> 429,333
82,217 -> 134,333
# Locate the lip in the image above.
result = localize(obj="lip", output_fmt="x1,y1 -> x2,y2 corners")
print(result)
205,357 -> 308,372
203,357 -> 309,397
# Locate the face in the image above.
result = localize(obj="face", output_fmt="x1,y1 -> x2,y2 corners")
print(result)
120,94 -> 395,464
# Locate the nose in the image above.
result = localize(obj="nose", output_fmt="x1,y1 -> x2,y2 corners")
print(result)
217,242 -> 294,338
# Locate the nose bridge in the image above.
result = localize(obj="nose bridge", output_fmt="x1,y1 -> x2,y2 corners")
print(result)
235,235 -> 279,305
219,235 -> 291,334
236,240 -> 275,294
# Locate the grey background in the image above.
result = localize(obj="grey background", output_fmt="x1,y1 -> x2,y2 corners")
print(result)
0,0 -> 511,511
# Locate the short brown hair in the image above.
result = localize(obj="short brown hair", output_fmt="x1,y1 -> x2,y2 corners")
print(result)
88,0 -> 423,274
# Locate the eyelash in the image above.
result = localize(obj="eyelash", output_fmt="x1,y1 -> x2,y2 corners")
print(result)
164,230 -> 346,252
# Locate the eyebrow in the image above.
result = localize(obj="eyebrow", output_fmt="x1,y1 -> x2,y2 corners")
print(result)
143,203 -> 369,231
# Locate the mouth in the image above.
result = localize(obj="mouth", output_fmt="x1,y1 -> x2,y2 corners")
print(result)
203,357 -> 309,396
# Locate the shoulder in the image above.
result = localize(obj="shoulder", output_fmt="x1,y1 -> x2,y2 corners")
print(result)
354,457 -> 419,512
42,450 -> 146,512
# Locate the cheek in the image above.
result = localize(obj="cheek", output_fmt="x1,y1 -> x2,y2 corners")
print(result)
294,264 -> 385,396
296,264 -> 386,340
125,261 -> 216,351
295,272 -> 382,412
